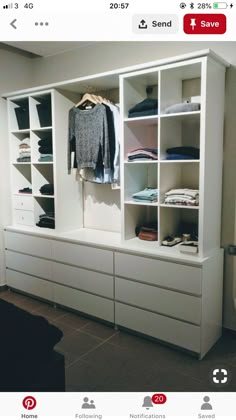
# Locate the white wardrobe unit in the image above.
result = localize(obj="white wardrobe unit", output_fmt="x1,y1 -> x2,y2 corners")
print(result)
3,49 -> 228,358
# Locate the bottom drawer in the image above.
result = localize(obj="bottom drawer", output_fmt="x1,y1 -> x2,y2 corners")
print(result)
13,210 -> 34,226
54,283 -> 114,322
115,302 -> 200,353
6,269 -> 53,301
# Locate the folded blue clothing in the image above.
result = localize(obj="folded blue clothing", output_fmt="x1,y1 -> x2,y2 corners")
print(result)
128,108 -> 158,118
166,154 -> 196,160
132,187 -> 158,202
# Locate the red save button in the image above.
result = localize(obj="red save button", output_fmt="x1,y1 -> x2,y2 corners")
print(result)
184,14 -> 226,34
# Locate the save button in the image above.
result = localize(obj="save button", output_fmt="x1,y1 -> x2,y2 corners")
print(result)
184,14 -> 226,34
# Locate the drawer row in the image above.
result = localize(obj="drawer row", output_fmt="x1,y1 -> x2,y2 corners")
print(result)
5,231 -> 202,295
5,250 -> 201,326
6,269 -> 201,353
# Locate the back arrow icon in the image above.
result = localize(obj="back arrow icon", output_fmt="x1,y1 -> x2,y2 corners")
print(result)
10,19 -> 17,29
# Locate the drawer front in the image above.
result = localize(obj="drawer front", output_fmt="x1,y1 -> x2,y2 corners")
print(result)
5,250 -> 52,280
6,269 -> 53,301
54,283 -> 114,322
115,253 -> 201,295
13,195 -> 34,211
115,302 -> 201,353
115,278 -> 201,325
5,231 -> 52,258
53,241 -> 113,273
13,209 -> 34,226
53,262 -> 113,298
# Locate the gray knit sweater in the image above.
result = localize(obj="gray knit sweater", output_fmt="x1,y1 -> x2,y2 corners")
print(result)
68,104 -> 109,173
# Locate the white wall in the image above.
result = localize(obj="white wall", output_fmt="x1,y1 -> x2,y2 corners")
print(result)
0,47 -> 33,285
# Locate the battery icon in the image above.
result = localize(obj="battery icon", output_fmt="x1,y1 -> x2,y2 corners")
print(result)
213,2 -> 228,8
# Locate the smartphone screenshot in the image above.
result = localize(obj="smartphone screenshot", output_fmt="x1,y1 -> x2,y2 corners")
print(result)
0,0 -> 235,418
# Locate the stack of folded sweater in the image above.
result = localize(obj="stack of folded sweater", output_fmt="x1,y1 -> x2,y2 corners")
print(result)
132,187 -> 158,203
128,98 -> 158,118
36,212 -> 55,229
164,188 -> 199,206
166,146 -> 199,160
128,148 -> 158,162
135,222 -> 158,241
165,102 -> 200,114
39,183 -> 54,196
17,138 -> 31,162
38,137 -> 53,162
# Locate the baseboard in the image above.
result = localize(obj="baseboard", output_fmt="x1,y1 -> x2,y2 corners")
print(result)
0,285 -> 7,293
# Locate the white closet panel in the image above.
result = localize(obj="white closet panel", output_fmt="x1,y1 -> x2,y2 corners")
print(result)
115,302 -> 201,353
13,210 -> 34,226
115,252 -> 201,295
54,283 -> 114,322
5,230 -> 52,258
6,269 -> 53,301
115,277 -> 201,325
6,250 -> 52,280
53,262 -> 114,298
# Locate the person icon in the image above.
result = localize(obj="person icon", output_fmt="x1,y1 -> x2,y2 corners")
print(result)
90,400 -> 96,409
82,397 -> 91,409
201,396 -> 213,410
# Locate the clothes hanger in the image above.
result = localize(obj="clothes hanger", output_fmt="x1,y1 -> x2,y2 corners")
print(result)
75,93 -> 98,108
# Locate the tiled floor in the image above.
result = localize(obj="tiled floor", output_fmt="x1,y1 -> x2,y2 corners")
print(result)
1,289 -> 236,392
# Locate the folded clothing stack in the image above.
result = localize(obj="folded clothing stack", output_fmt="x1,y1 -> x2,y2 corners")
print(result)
164,188 -> 199,206
165,102 -> 200,114
132,187 -> 158,203
17,138 -> 31,162
38,136 -> 53,162
36,212 -> 55,229
128,148 -> 158,162
18,187 -> 32,194
128,98 -> 158,118
135,222 -> 158,241
39,183 -> 54,196
166,146 -> 199,160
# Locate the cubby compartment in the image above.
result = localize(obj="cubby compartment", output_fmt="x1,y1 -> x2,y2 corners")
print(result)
122,69 -> 158,119
159,162 -> 199,207
31,129 -> 53,163
10,132 -> 31,163
12,164 -> 32,194
32,163 -> 54,197
159,206 -> 199,248
160,62 -> 201,115
9,97 -> 30,131
159,113 -> 200,160
124,204 -> 158,244
124,162 -> 158,204
123,119 -> 158,161
30,93 -> 52,129
34,196 -> 55,229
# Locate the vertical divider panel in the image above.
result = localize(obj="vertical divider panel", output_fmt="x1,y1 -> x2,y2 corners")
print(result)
119,75 -> 125,242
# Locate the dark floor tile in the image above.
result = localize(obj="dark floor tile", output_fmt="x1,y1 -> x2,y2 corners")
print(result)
56,330 -> 103,359
52,318 -> 77,337
57,312 -> 91,330
80,319 -> 118,340
32,304 -> 67,322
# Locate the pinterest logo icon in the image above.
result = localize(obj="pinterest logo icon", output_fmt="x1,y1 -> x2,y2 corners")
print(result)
22,396 -> 37,410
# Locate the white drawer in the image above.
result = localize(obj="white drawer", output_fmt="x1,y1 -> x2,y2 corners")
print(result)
5,250 -> 52,280
115,302 -> 201,353
13,195 -> 34,211
6,269 -> 53,301
53,262 -> 113,299
52,241 -> 113,273
13,209 -> 34,227
115,278 -> 201,325
54,283 -> 114,322
5,231 -> 52,258
115,253 -> 201,295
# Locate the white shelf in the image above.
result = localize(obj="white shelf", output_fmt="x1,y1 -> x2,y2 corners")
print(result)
13,192 -> 32,196
12,162 -> 31,165
33,194 -> 55,199
160,204 -> 199,210
124,200 -> 158,206
124,116 -> 158,125
32,161 -> 54,165
31,126 -> 53,131
160,160 -> 200,164
160,111 -> 201,120
124,160 -> 158,164
11,129 -> 30,134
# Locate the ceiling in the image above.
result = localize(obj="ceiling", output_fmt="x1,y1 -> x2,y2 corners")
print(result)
3,41 -> 95,57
